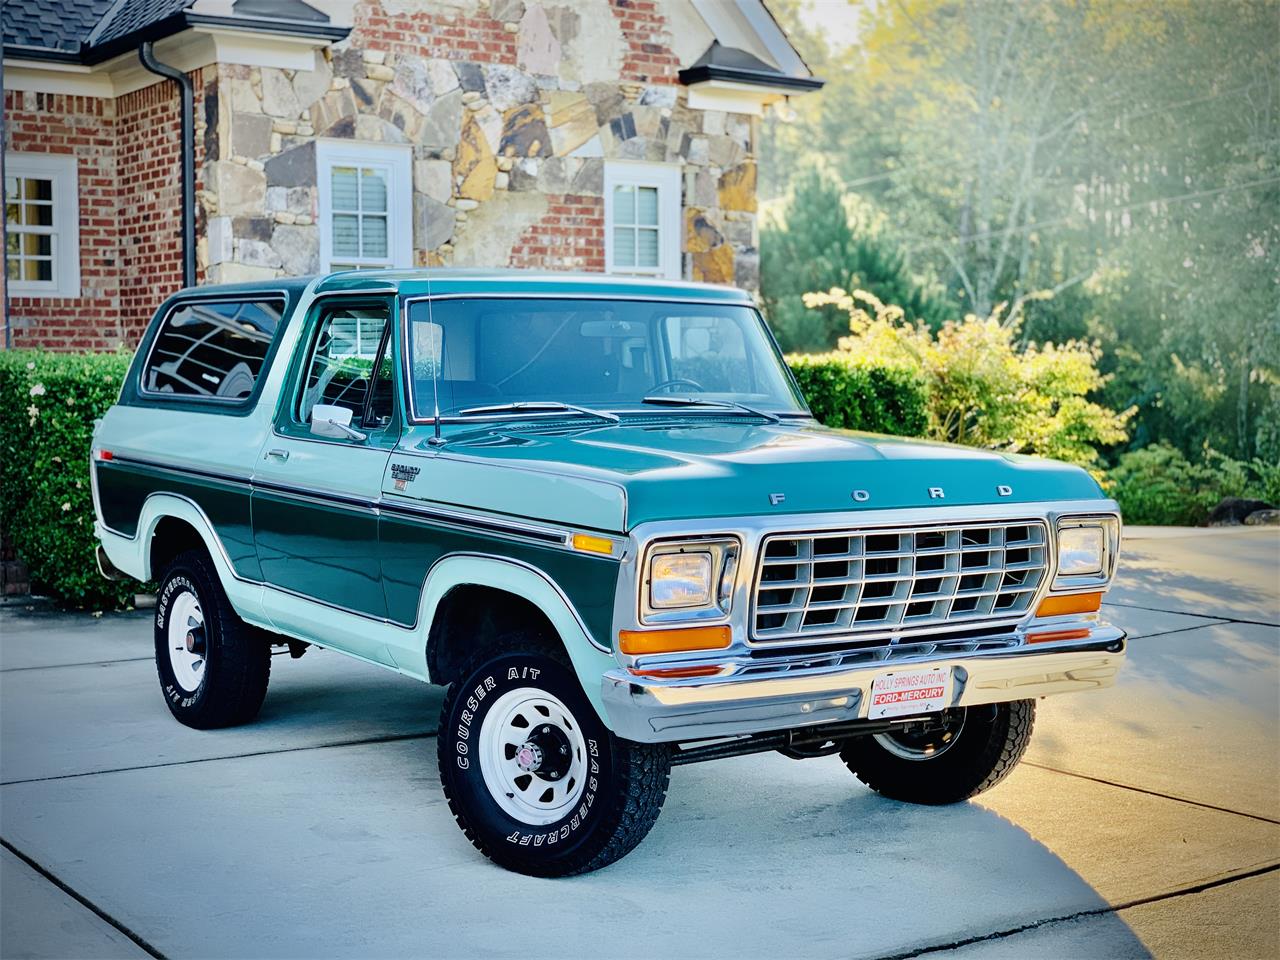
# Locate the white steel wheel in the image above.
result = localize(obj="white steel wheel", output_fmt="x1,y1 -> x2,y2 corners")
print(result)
477,687 -> 588,826
167,589 -> 207,694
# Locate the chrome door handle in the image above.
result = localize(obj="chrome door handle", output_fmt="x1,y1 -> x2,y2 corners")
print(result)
266,449 -> 289,462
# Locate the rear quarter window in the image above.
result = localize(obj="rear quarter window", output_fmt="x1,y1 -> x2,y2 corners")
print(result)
140,298 -> 286,403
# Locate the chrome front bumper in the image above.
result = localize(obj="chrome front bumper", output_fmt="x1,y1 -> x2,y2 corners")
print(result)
601,626 -> 1126,744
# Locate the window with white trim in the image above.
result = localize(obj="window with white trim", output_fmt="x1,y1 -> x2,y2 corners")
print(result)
316,141 -> 412,272
4,153 -> 80,298
604,162 -> 681,280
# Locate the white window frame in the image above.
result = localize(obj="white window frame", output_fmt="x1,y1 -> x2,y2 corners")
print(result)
604,161 -> 682,280
4,152 -> 80,298
315,140 -> 412,273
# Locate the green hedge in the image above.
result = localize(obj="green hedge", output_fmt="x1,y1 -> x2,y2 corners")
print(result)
0,350 -> 142,609
1108,444 -> 1279,526
787,352 -> 929,436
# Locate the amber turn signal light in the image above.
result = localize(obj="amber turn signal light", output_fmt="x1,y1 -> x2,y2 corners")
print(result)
571,532 -> 614,555
1035,592 -> 1103,618
618,625 -> 732,656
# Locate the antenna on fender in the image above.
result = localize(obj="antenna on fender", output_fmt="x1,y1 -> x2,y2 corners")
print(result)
424,268 -> 446,447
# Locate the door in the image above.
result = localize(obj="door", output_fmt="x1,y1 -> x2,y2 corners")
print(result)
252,296 -> 400,659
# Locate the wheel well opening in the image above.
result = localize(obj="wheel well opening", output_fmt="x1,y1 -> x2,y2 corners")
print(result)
427,585 -> 561,686
149,516 -> 206,579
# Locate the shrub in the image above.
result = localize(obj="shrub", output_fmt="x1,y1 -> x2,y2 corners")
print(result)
1109,444 -> 1279,526
0,350 -> 142,609
802,288 -> 1132,470
786,353 -> 928,435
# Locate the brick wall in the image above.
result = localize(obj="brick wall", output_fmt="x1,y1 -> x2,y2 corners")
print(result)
507,195 -> 606,272
3,90 -> 122,350
350,2 -> 517,63
611,0 -> 681,85
115,70 -> 205,344
3,73 -> 201,351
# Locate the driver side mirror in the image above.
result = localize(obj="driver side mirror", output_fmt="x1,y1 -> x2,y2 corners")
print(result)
310,403 -> 368,442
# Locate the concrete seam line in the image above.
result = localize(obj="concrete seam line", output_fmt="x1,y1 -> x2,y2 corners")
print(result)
0,837 -> 168,960
865,861 -> 1280,960
1022,762 -> 1280,825
0,731 -> 438,787
1120,621 -> 1231,641
0,657 -> 156,673
1023,762 -> 1280,824
1102,600 -> 1279,628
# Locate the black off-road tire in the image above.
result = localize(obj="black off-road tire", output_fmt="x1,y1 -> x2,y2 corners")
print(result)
438,640 -> 670,877
154,548 -> 271,729
841,700 -> 1035,804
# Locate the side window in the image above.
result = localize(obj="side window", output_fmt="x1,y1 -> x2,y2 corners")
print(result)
142,298 -> 284,400
298,305 -> 393,429
663,315 -> 751,392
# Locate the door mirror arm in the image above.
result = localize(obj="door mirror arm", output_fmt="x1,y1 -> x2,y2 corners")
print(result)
310,403 -> 368,442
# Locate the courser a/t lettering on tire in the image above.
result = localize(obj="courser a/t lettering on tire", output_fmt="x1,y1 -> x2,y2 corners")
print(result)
437,645 -> 670,877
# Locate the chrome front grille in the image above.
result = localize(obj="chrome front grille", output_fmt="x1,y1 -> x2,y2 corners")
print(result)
752,521 -> 1049,643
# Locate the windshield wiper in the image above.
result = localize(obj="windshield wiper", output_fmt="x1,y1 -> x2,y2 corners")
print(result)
641,395 -> 781,423
457,400 -> 621,424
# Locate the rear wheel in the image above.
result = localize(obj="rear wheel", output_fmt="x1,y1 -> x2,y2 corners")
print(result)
840,700 -> 1035,804
438,644 -> 670,877
154,549 -> 271,729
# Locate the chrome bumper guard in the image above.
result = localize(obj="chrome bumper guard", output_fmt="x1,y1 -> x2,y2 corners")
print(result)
601,625 -> 1126,744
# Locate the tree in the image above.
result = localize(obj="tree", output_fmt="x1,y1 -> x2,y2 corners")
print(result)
761,168 -> 949,350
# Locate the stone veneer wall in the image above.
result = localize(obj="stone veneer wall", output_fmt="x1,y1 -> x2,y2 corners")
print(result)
203,0 -> 760,289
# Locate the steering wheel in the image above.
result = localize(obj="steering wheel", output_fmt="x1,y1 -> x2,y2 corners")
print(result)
648,378 -> 706,394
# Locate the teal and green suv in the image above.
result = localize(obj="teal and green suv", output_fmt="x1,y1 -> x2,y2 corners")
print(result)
92,270 -> 1125,876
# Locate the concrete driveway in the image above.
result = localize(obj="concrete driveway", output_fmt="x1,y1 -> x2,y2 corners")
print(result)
2,527 -> 1277,959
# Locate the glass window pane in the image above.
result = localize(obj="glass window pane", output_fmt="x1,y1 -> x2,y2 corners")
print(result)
6,258 -> 17,279
636,227 -> 659,268
4,177 -> 16,197
23,178 -> 52,202
23,259 -> 52,281
405,298 -> 810,417
332,214 -> 360,257
5,203 -> 19,225
299,306 -> 391,427
636,186 -> 659,226
361,214 -> 388,259
22,234 -> 51,256
613,185 -> 635,225
5,232 -> 17,254
142,299 -> 284,399
330,166 -> 359,211
613,227 -> 635,267
360,168 -> 388,212
23,203 -> 53,227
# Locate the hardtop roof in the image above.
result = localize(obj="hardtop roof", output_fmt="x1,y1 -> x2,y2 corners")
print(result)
162,269 -> 755,306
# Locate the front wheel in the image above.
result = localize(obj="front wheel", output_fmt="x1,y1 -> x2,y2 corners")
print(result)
438,647 -> 670,877
840,700 -> 1035,804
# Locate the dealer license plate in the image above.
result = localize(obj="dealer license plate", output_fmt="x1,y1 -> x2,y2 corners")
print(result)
868,666 -> 953,719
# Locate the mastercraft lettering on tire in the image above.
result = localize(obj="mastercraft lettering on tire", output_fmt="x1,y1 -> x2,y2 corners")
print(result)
91,269 -> 1127,876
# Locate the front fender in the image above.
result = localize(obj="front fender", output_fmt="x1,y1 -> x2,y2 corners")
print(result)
404,554 -> 617,720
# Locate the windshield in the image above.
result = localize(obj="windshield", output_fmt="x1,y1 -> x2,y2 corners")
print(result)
405,297 -> 808,419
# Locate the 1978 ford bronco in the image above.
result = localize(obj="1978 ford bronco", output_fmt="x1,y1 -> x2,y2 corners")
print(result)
92,269 -> 1125,876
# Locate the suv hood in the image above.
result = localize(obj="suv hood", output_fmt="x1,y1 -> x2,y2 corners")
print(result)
397,420 -> 1104,532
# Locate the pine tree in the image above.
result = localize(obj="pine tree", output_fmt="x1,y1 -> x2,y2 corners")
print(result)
761,169 -> 950,351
